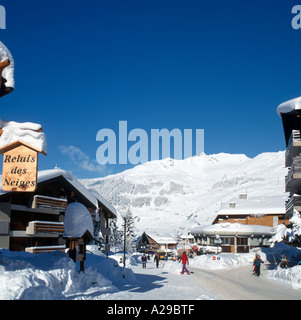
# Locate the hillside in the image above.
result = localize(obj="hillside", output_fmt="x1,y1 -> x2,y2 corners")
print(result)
81,151 -> 288,239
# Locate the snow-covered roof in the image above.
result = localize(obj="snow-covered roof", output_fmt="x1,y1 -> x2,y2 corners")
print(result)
180,234 -> 194,239
217,195 -> 286,216
277,96 -> 301,116
0,168 -> 117,216
190,222 -> 272,237
39,169 -> 117,216
147,233 -> 177,244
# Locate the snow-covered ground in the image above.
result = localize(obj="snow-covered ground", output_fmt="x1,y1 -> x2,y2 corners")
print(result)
0,243 -> 300,300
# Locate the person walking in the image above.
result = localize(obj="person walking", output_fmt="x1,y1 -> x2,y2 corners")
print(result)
154,252 -> 160,268
253,253 -> 264,276
141,254 -> 147,269
179,251 -> 190,275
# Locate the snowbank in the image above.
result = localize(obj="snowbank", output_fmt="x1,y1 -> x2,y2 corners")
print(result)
270,210 -> 301,246
190,252 -> 263,270
268,265 -> 301,290
0,248 -> 136,300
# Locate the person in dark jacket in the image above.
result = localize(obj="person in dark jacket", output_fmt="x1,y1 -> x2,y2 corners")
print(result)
141,254 -> 147,269
154,252 -> 160,268
179,252 -> 190,275
253,254 -> 264,276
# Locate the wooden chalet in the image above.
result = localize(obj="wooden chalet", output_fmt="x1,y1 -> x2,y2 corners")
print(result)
190,194 -> 289,253
0,168 -> 116,253
212,194 -> 289,227
137,232 -> 177,253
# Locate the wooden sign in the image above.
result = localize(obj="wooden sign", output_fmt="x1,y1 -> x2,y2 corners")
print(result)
0,141 -> 41,192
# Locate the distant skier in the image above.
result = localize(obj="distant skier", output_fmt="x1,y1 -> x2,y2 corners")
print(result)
179,252 -> 190,275
253,254 -> 264,276
141,254 -> 147,269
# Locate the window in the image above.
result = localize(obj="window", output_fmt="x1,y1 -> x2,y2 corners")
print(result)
237,238 -> 248,246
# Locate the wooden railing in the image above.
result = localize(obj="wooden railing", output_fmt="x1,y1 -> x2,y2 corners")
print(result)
286,194 -> 301,215
286,154 -> 301,186
32,195 -> 67,211
286,130 -> 301,166
25,245 -> 66,254
26,220 -> 64,235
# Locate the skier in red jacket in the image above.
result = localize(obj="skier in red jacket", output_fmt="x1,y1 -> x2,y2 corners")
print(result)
179,252 -> 190,275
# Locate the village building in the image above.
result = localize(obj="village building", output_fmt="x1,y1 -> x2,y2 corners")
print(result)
0,168 -> 116,253
190,194 -> 289,253
137,232 -> 177,254
277,97 -> 301,246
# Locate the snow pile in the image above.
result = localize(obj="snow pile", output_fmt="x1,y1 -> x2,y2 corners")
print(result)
157,251 -> 263,273
0,248 -> 136,300
270,209 -> 301,246
0,41 -> 14,88
268,266 -> 301,290
63,202 -> 94,238
0,118 -> 47,154
189,252 -> 263,270
290,209 -> 301,238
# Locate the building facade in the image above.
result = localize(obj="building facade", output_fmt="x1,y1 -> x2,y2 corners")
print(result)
0,168 -> 116,253
190,194 -> 289,253
277,96 -> 301,246
137,232 -> 177,254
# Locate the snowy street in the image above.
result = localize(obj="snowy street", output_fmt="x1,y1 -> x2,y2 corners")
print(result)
189,264 -> 300,300
96,258 -> 301,301
0,247 -> 301,300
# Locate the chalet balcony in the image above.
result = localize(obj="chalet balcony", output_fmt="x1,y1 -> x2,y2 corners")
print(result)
285,130 -> 301,167
285,155 -> 301,193
26,220 -> 64,236
286,194 -> 301,217
25,245 -> 66,254
32,195 -> 68,211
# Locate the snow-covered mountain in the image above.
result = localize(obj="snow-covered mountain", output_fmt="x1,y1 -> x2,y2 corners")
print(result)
80,151 -> 288,239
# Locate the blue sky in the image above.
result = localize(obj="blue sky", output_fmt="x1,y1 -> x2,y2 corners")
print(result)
0,0 -> 300,179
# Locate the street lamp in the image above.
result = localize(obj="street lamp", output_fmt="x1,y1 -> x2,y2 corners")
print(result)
120,210 -> 130,267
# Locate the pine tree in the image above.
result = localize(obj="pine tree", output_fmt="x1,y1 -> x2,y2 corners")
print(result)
92,214 -> 105,249
109,217 -> 123,252
121,207 -> 136,254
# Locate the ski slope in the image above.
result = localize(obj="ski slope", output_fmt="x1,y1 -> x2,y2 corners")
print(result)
81,151 -> 288,238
